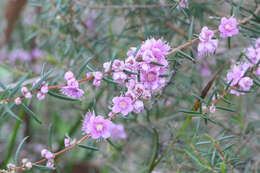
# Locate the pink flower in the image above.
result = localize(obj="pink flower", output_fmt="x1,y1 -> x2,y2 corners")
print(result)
136,38 -> 170,61
140,68 -> 161,91
225,62 -> 249,87
21,87 -> 32,99
15,97 -> 21,105
61,71 -> 84,99
209,105 -> 216,113
40,84 -> 49,94
218,17 -> 239,38
127,47 -> 137,57
133,100 -> 144,113
37,92 -> 45,100
112,60 -> 125,72
112,96 -> 133,116
46,161 -> 54,168
103,62 -> 111,72
41,149 -> 54,160
113,72 -> 127,83
110,124 -> 127,140
197,27 -> 218,57
64,71 -> 74,81
178,0 -> 188,8
255,66 -> 260,76
82,111 -> 93,133
61,87 -> 84,99
82,112 -> 113,139
238,77 -> 253,91
93,71 -> 103,87
245,47 -> 260,65
64,138 -> 71,147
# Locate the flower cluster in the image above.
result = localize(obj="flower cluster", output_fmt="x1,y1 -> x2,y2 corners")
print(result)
102,38 -> 171,116
33,79 -> 49,100
0,48 -> 44,63
197,17 -> 239,57
82,111 -> 126,140
41,149 -> 55,168
61,71 -> 84,99
21,158 -> 32,170
197,27 -> 218,57
225,62 -> 253,96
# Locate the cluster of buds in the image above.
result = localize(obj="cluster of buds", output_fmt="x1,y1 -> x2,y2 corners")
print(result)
41,149 -> 55,168
21,158 -> 32,170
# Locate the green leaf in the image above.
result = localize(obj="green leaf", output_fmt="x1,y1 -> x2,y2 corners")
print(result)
216,106 -> 236,112
179,110 -> 201,115
78,144 -> 99,151
177,50 -> 195,62
20,103 -> 42,124
102,77 -> 119,85
150,62 -> 165,67
48,91 -> 80,101
33,165 -> 55,171
188,16 -> 195,40
4,104 -> 22,121
15,136 -> 29,164
123,69 -> 138,75
0,80 -> 7,90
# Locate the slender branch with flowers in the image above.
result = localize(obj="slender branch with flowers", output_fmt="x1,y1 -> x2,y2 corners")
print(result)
0,1 -> 260,173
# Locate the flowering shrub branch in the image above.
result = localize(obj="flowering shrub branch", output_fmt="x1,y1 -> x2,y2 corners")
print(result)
0,1 -> 260,173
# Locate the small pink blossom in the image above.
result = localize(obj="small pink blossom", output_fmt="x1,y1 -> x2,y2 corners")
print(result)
82,112 -> 113,139
61,87 -> 84,99
198,27 -> 218,57
37,92 -> 45,100
133,100 -> 144,113
112,96 -> 133,116
178,0 -> 188,8
46,161 -> 54,168
64,138 -> 71,147
218,17 -> 239,38
103,62 -> 111,72
21,87 -> 32,99
64,71 -> 74,81
113,72 -> 127,83
238,77 -> 253,91
209,105 -> 216,113
255,66 -> 260,76
246,47 -> 260,65
112,60 -> 125,72
40,85 -> 49,94
15,97 -> 21,105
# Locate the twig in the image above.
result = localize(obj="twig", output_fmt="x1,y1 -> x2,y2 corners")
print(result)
205,135 -> 234,173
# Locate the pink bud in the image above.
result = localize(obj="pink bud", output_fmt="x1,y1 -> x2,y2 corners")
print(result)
46,161 -> 54,168
45,151 -> 54,160
209,105 -> 216,113
41,149 -> 48,157
64,138 -> 70,147
25,92 -> 32,99
21,87 -> 29,95
15,97 -> 21,105
40,85 -> 49,94
64,71 -> 74,81
25,162 -> 32,169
